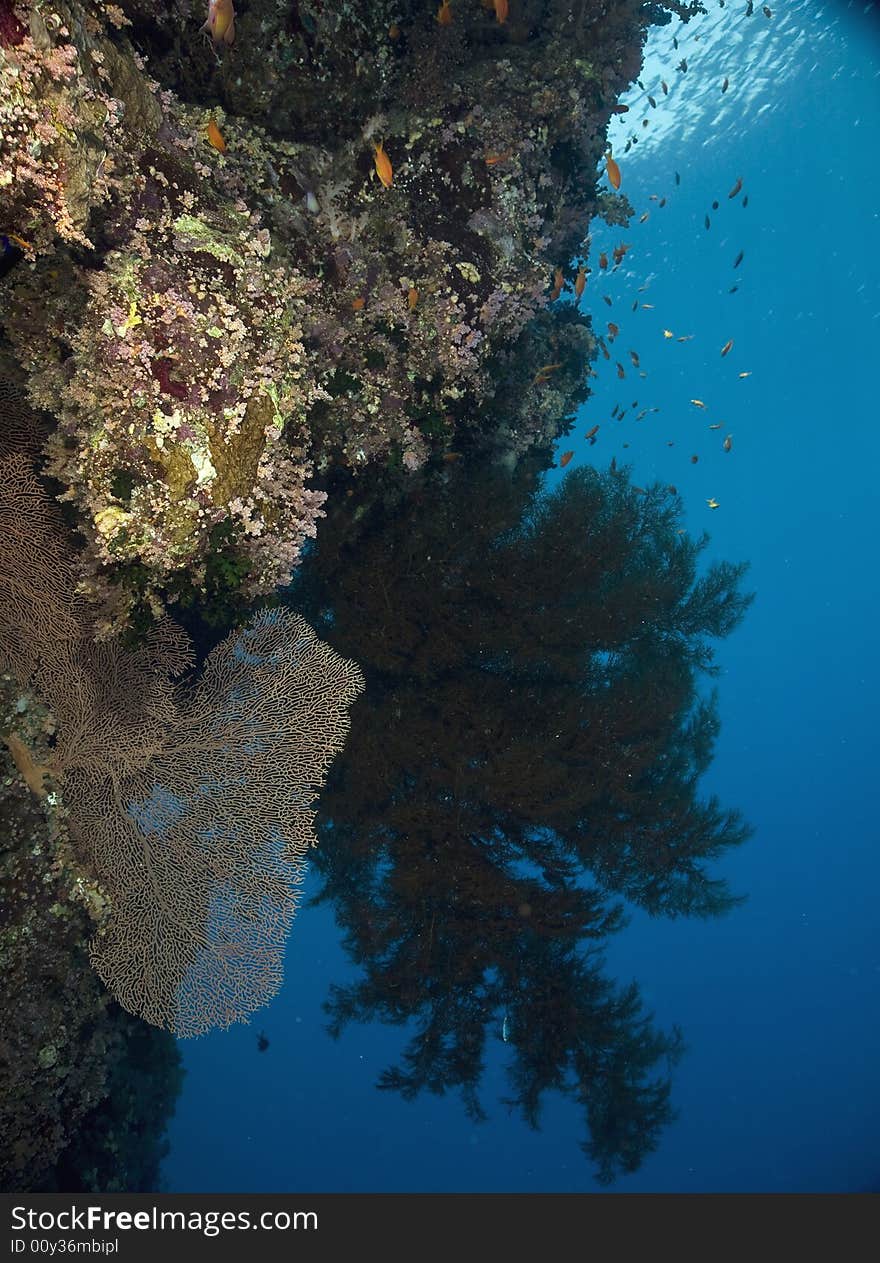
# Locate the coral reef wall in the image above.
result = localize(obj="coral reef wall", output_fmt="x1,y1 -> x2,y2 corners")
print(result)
1,0 -> 698,631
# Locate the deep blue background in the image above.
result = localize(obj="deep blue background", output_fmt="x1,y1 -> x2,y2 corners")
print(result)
163,0 -> 880,1192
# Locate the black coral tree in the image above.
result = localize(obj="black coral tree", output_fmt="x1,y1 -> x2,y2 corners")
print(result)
0,385 -> 364,1037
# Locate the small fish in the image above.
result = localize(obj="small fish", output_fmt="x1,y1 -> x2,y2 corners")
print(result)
742,194 -> 749,208
729,285 -> 739,294
637,79 -> 645,90
636,408 -> 649,420
663,329 -> 674,339
674,171 -> 681,185
677,334 -> 694,342
602,294 -> 613,307
728,176 -> 743,199
206,118 -> 226,152
611,403 -> 620,418
0,235 -> 26,280
408,286 -> 419,310
707,498 -> 720,509
352,296 -> 365,310
612,242 -> 631,264
373,140 -> 393,188
659,196 -> 666,207
632,299 -> 639,312
443,451 -> 462,462
639,211 -> 650,223
605,153 -> 622,190
550,266 -> 564,301
678,58 -> 688,73
641,303 -> 654,309
494,0 -> 509,22
502,1014 -> 510,1042
388,22 -> 401,39
720,338 -> 733,357
607,321 -> 619,338
705,214 -> 711,230
612,104 -> 630,115
746,0 -> 754,14
733,250 -> 744,268
437,0 -> 453,25
762,4 -> 772,16
599,341 -> 610,360
257,1031 -> 269,1052
673,35 -> 679,48
485,150 -> 514,165
585,424 -> 600,442
202,0 -> 236,47
661,80 -> 668,94
616,362 -> 625,379
723,435 -> 733,452
722,76 -> 729,93
574,264 -> 588,298
712,200 -> 719,210
648,95 -> 657,108
708,423 -> 723,430
629,350 -> 640,368
559,451 -> 574,468
610,456 -> 617,472
599,252 -> 608,270
738,370 -> 752,378
691,454 -> 699,464
690,399 -> 706,408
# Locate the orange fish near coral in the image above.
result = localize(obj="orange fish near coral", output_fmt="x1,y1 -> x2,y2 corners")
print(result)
408,286 -> 419,310
373,141 -> 393,189
607,321 -> 619,339
559,451 -> 574,468
585,424 -> 599,442
605,152 -> 622,190
494,0 -> 509,22
574,264 -> 588,298
437,1 -> 453,25
599,252 -> 608,270
202,0 -> 236,47
206,118 -> 226,152
485,150 -> 514,165
728,176 -> 743,199
550,267 -> 564,301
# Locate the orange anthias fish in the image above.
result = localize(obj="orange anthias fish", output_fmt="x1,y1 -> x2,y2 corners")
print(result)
728,176 -> 743,199
485,150 -> 514,165
202,0 -> 236,47
373,141 -> 393,189
720,338 -> 734,357
612,242 -> 631,265
605,152 -> 622,190
408,286 -> 419,311
599,252 -> 608,270
550,266 -> 564,301
206,118 -> 226,152
607,321 -> 619,339
437,1 -> 453,24
494,0 -> 509,22
559,450 -> 574,468
585,424 -> 600,442
574,264 -> 588,298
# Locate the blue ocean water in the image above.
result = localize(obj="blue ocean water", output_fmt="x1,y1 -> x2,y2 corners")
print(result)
163,0 -> 880,1193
